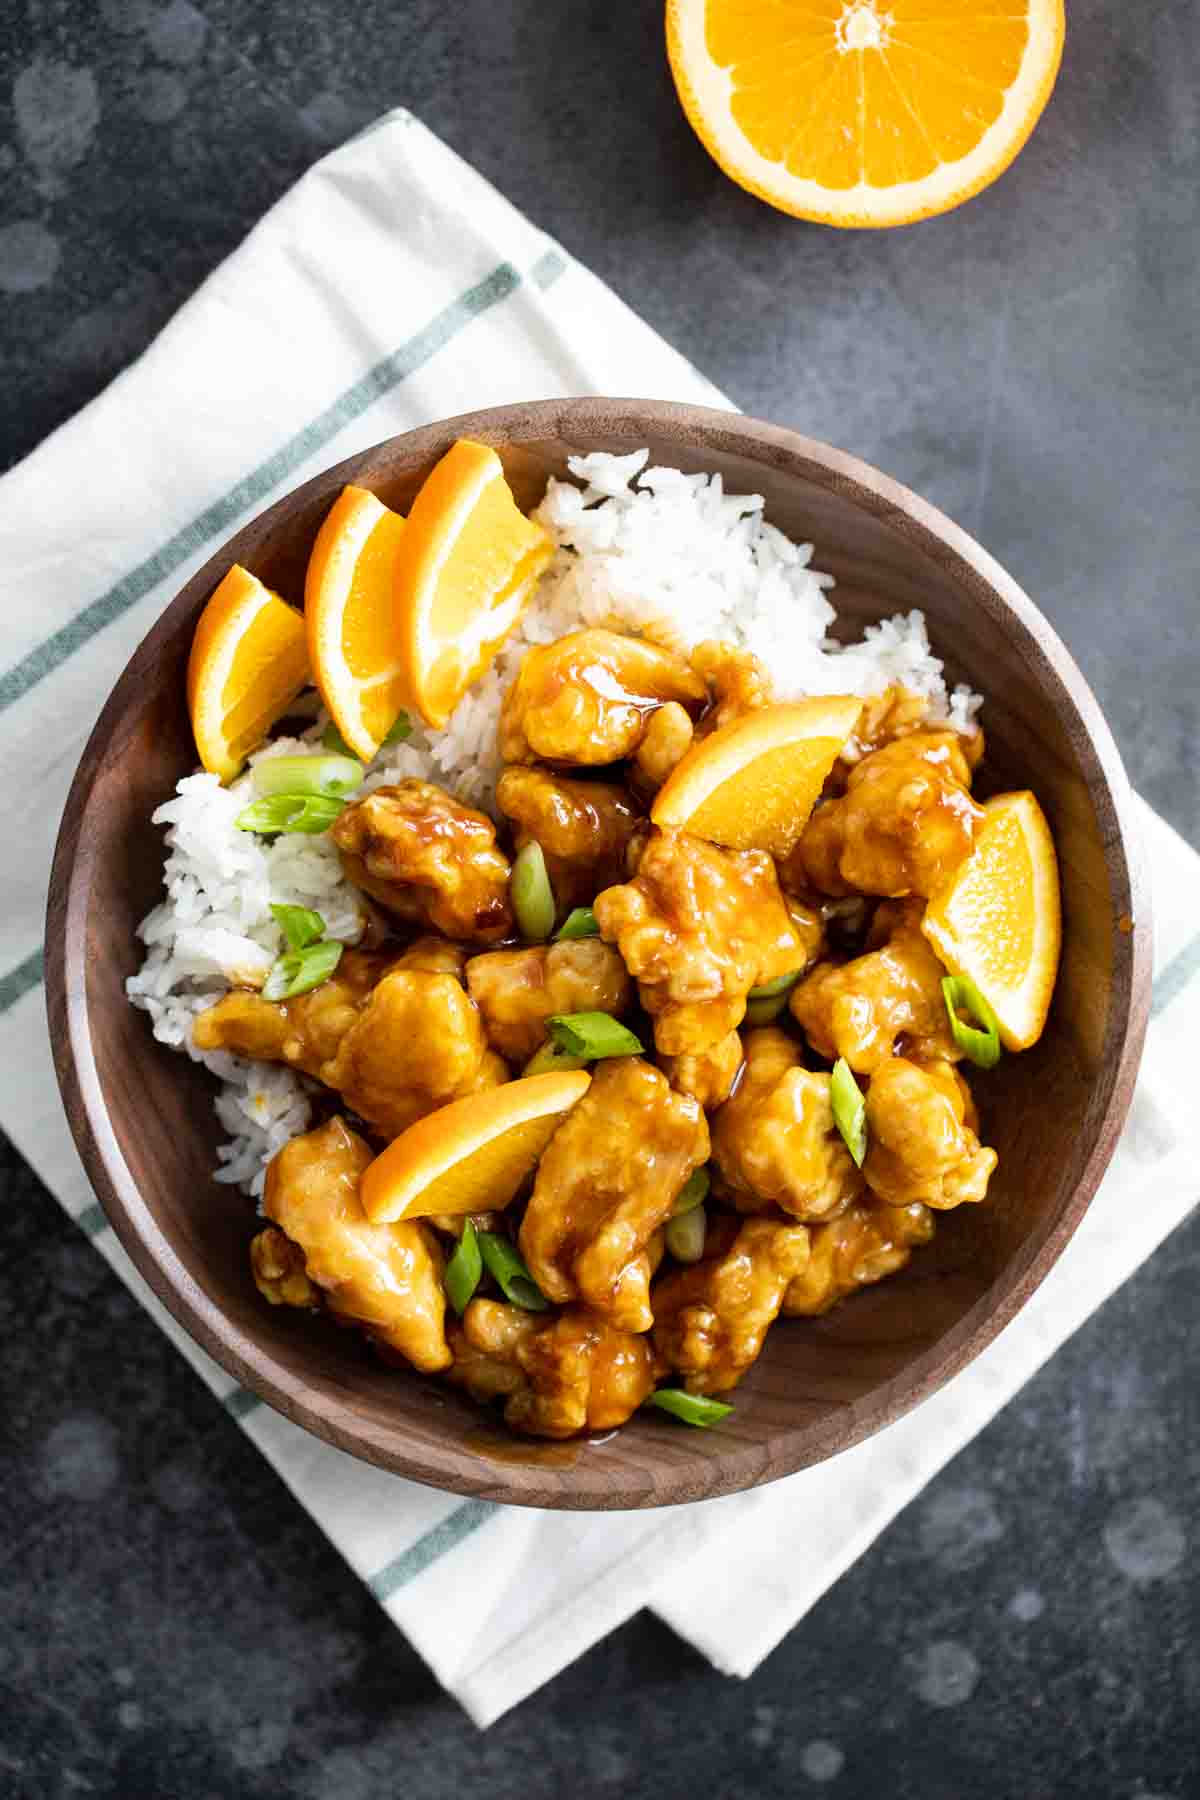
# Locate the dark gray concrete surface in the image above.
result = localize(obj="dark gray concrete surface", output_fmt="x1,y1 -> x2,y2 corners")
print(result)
2,2 -> 1198,1795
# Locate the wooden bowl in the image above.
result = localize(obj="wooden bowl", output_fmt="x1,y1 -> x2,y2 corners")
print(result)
45,399 -> 1151,1509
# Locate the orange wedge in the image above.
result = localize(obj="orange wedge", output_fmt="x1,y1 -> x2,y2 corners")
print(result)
186,565 -> 309,781
392,438 -> 554,730
360,1070 -> 591,1225
651,696 -> 862,855
922,791 -> 1061,1051
666,0 -> 1065,228
305,484 -> 408,761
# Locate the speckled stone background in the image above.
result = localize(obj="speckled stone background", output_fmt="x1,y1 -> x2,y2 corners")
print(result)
2,3 -> 1199,1796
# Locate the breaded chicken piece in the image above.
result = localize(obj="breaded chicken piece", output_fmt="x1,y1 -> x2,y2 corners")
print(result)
519,1057 -> 709,1332
262,1116 -> 451,1372
194,947 -> 506,1139
691,639 -> 773,735
710,1027 -> 862,1221
249,1225 -> 319,1309
500,628 -> 705,765
788,732 -> 983,899
332,779 -> 513,943
633,702 -> 695,791
864,1057 -> 997,1211
465,938 -> 632,1064
789,898 -> 960,1074
495,766 -> 640,910
651,1216 -> 811,1395
447,1300 -> 660,1439
594,826 -> 815,1056
658,1028 -> 744,1110
783,1194 -> 935,1316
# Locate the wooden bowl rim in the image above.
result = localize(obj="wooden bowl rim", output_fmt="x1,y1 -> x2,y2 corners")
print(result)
45,397 -> 1152,1510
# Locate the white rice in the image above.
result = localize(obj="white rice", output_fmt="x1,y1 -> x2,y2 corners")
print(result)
127,449 -> 982,1197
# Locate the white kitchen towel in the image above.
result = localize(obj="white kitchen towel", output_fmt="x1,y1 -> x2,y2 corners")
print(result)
1,109 -> 1195,1730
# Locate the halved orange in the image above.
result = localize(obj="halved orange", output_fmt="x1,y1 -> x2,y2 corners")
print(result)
666,0 -> 1065,228
922,790 -> 1061,1051
651,696 -> 862,855
305,484 -> 408,762
186,565 -> 310,781
360,1069 -> 591,1225
392,438 -> 554,730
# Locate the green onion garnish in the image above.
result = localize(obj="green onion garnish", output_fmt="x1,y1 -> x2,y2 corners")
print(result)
645,1389 -> 733,1428
235,794 -> 348,836
445,1219 -> 483,1316
553,907 -> 599,941
324,711 -> 410,758
477,1232 -> 549,1311
321,723 -> 354,757
942,975 -> 1002,1070
830,1056 -> 867,1167
546,1012 -> 644,1061
743,992 -> 789,1027
523,1039 -> 589,1077
671,1167 -> 709,1216
269,903 -> 326,951
262,938 -> 344,1002
665,1203 -> 707,1265
747,969 -> 804,1001
744,967 -> 804,1027
510,840 -> 556,942
252,752 -> 364,799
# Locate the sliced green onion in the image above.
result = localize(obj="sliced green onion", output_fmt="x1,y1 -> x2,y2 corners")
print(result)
523,1039 -> 589,1077
942,975 -> 1003,1070
665,1203 -> 707,1264
321,723 -> 355,757
831,1056 -> 867,1167
477,1232 -> 550,1311
671,1167 -> 709,1216
546,1012 -> 644,1060
252,752 -> 364,799
510,841 -> 556,942
324,711 -> 410,758
445,1219 -> 483,1316
747,969 -> 804,1001
269,903 -> 326,951
645,1388 -> 733,1428
553,907 -> 599,941
262,938 -> 344,1002
743,967 -> 804,1026
236,793 -> 347,836
743,992 -> 789,1028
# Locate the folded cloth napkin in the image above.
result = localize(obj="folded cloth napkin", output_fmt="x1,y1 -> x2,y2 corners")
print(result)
3,109 -> 1196,1729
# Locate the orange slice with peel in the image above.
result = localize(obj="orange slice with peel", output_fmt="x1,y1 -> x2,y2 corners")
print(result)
360,1069 -> 591,1225
393,438 -> 554,730
666,0 -> 1065,228
186,565 -> 309,781
651,696 -> 862,856
922,790 -> 1061,1051
305,484 -> 409,762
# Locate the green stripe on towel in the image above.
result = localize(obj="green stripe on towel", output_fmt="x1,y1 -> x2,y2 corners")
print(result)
369,1500 -> 496,1600
1150,931 -> 1200,1018
223,1388 -> 263,1421
0,948 -> 43,1013
531,246 -> 568,288
0,252 -> 567,718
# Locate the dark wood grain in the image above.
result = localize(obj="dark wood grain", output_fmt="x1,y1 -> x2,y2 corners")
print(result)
44,399 -> 1152,1510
